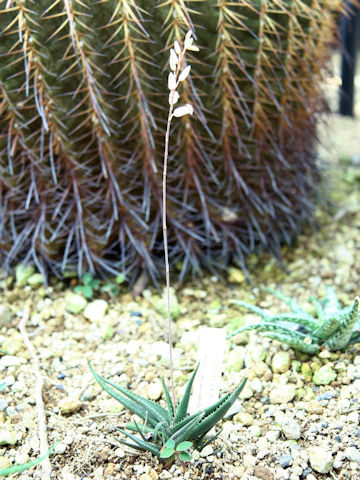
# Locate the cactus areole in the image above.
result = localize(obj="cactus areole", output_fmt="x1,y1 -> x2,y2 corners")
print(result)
0,1 -> 341,282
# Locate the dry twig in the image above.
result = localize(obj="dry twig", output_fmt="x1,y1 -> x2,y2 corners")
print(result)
18,304 -> 52,480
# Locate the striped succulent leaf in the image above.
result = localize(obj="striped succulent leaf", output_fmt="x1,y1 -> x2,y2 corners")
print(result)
0,1 -> 342,281
228,287 -> 360,354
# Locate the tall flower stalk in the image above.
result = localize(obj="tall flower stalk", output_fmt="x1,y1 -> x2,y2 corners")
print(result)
163,31 -> 199,410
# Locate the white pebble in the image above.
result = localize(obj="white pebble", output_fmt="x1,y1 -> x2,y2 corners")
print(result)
200,445 -> 213,457
345,446 -> 360,464
308,446 -> 333,473
266,430 -> 280,443
55,442 -> 67,454
243,454 -> 256,468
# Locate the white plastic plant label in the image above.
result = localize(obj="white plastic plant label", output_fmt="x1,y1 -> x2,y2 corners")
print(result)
189,327 -> 226,414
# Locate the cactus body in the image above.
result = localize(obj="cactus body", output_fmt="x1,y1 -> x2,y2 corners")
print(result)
0,1 -> 340,281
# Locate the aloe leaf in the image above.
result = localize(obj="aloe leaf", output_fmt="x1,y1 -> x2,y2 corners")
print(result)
265,313 -> 318,331
347,329 -> 360,346
89,364 -> 157,427
125,422 -> 153,435
153,421 -> 170,443
261,287 -> 309,315
231,300 -> 271,319
309,296 -> 326,321
170,412 -> 205,443
195,427 -> 222,450
89,363 -> 167,425
117,429 -> 161,457
168,410 -> 207,437
325,297 -> 360,350
322,286 -> 341,317
312,316 -> 339,342
227,322 -> 309,340
0,443 -> 56,477
174,364 -> 199,423
115,438 -> 146,452
261,332 -> 320,354
201,392 -> 232,417
161,377 -> 174,421
99,375 -> 169,421
132,419 -> 150,443
190,378 -> 247,440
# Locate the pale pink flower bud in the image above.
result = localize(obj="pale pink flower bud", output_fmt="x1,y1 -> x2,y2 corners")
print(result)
173,104 -> 194,117
168,91 -> 179,105
169,49 -> 178,71
174,40 -> 181,55
168,72 -> 177,91
178,65 -> 191,82
184,36 -> 193,50
186,44 -> 199,52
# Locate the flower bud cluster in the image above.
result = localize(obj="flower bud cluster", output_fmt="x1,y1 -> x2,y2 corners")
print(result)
167,31 -> 198,118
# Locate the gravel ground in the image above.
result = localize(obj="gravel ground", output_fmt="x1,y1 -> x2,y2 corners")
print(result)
0,57 -> 359,480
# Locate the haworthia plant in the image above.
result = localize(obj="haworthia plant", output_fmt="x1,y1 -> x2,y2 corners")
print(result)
228,287 -> 360,354
89,363 -> 246,461
0,1 -> 342,281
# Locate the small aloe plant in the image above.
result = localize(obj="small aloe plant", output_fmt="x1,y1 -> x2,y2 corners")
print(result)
227,287 -> 360,354
89,363 -> 246,461
89,31 -> 247,465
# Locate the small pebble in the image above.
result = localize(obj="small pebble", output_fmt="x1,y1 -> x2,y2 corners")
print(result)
270,385 -> 296,404
272,352 -> 291,373
333,451 -> 344,469
59,397 -> 83,414
233,466 -> 245,478
313,365 -> 337,386
55,442 -> 67,454
345,446 -> 360,464
139,475 -> 153,480
234,412 -> 254,426
83,299 -> 108,322
281,419 -> 301,440
316,392 -> 335,401
248,425 -> 262,437
146,382 -> 162,401
253,465 -> 274,480
200,445 -> 213,457
0,355 -> 23,370
266,430 -> 280,443
308,446 -> 333,473
0,430 -> 17,446
347,411 -> 359,423
305,400 -> 323,414
243,454 -> 257,468
279,454 -> 293,468
64,293 -> 87,314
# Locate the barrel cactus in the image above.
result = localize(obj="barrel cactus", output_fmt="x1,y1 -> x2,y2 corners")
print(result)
0,1 -> 341,282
